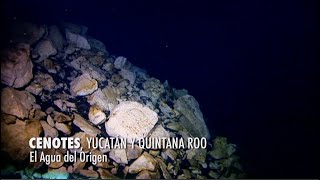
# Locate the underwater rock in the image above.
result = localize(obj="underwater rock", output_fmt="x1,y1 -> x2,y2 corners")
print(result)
126,144 -> 143,161
48,25 -> 65,52
52,111 -> 73,123
26,83 -> 43,95
79,169 -> 99,178
87,88 -> 114,111
55,122 -> 72,135
70,132 -> 94,153
209,137 -> 236,159
174,95 -> 210,139
47,115 -> 55,127
143,77 -> 165,104
1,87 -> 36,119
102,86 -> 120,107
155,157 -> 173,179
149,124 -> 171,140
34,39 -> 57,62
105,101 -> 158,141
1,43 -> 33,88
53,99 -> 77,112
208,170 -> 220,178
102,62 -> 115,72
69,56 -> 106,82
73,113 -> 101,137
164,149 -> 178,161
70,157 -> 86,173
43,59 -> 58,74
114,56 -> 132,70
48,150 -> 65,169
1,119 -> 42,160
136,169 -> 161,179
128,152 -> 158,174
61,22 -> 88,35
88,55 -> 105,66
186,148 -> 207,164
173,88 -> 189,99
166,122 -> 183,132
40,120 -> 58,138
88,106 -> 106,125
65,30 -> 90,50
91,149 -> 109,168
70,73 -> 98,96
88,38 -> 108,54
159,100 -> 174,118
119,69 -> 136,85
109,149 -> 128,164
35,72 -> 57,92
97,168 -> 119,179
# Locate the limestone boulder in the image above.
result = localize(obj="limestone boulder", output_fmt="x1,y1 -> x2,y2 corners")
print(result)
128,152 -> 158,174
1,120 -> 42,160
1,87 -> 35,119
105,101 -> 158,142
174,95 -> 210,139
70,73 -> 98,96
1,43 -> 33,88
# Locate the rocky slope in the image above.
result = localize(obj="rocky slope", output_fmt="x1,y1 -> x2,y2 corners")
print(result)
1,22 -> 246,179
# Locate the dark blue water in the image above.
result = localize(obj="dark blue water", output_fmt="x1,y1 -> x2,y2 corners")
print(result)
1,0 -> 319,178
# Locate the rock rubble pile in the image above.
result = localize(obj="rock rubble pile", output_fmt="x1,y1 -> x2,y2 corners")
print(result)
1,22 -> 246,179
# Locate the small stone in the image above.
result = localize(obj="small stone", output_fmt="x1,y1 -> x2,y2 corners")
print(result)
70,73 -> 98,96
88,106 -> 106,125
55,122 -> 72,135
98,168 -> 119,179
155,157 -> 172,179
46,115 -> 55,127
72,157 -> 86,173
65,30 -> 91,50
149,150 -> 160,157
209,137 -> 235,159
52,111 -> 72,123
46,107 -> 55,115
91,149 -> 109,168
128,152 -> 158,174
35,72 -> 57,92
136,170 -> 160,179
208,170 -> 219,178
73,113 -> 101,137
109,149 -> 128,164
166,122 -> 183,131
40,120 -> 58,138
119,69 -> 136,85
34,39 -> 57,62
114,56 -> 131,70
71,132 -> 94,153
48,150 -> 64,169
164,149 -> 178,161
43,59 -> 57,73
143,77 -> 165,104
26,83 -> 43,95
126,144 -> 143,161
